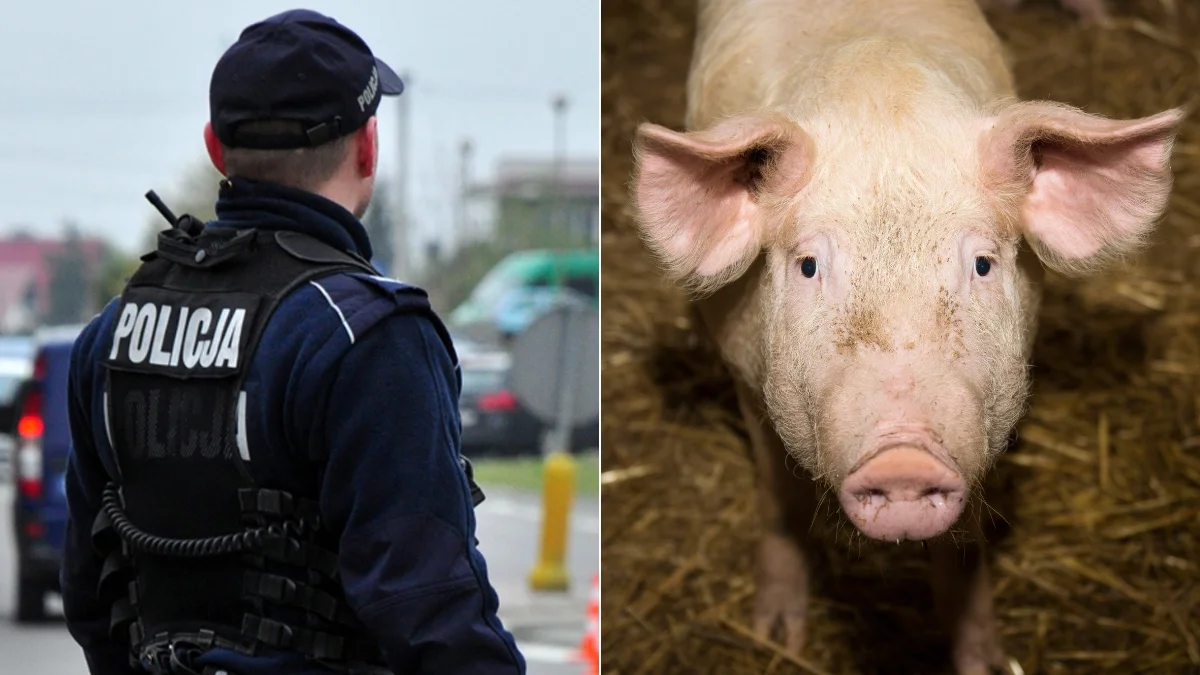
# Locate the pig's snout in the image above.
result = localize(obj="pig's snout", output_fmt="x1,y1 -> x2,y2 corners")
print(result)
838,446 -> 966,541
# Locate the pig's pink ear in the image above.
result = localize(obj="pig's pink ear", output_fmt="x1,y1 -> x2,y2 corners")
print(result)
632,113 -> 813,292
981,101 -> 1184,275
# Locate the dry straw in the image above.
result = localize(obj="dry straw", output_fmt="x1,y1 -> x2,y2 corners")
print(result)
600,0 -> 1200,673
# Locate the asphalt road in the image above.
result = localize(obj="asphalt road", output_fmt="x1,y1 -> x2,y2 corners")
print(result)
0,481 -> 598,675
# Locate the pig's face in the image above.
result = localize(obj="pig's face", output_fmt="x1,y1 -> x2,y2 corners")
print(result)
757,147 -> 1036,541
633,102 -> 1181,541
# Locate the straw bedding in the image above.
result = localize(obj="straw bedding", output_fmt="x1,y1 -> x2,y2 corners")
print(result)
600,1 -> 1200,673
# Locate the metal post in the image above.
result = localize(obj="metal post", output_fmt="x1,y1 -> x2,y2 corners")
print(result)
528,449 -> 576,591
554,308 -> 582,455
529,306 -> 582,592
457,139 -> 474,242
393,70 -> 412,281
551,94 -> 569,241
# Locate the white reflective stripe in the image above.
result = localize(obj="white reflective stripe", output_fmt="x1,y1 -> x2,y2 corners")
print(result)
236,390 -> 250,462
102,392 -> 114,449
309,281 -> 355,344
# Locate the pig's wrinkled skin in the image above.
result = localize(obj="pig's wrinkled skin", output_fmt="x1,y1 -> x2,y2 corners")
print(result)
630,1 -> 1182,673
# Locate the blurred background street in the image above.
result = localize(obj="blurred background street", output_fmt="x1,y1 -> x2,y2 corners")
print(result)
0,478 -> 599,674
0,0 -> 599,673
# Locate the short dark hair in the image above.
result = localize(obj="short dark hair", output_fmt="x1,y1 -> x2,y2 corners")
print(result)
221,119 -> 353,191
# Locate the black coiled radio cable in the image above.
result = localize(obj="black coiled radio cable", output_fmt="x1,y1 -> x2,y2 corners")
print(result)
101,482 -> 301,558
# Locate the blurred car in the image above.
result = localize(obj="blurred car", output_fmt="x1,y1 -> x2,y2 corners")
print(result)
0,335 -> 36,470
493,285 -> 591,344
458,347 -> 598,458
449,248 -> 598,344
11,324 -> 83,622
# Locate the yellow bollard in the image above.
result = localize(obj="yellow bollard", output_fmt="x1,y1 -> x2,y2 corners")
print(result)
528,450 -> 577,591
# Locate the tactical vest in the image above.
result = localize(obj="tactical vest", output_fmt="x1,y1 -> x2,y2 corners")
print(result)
90,222 -> 479,674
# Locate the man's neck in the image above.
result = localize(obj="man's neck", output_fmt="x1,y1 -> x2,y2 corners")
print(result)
312,180 -> 362,219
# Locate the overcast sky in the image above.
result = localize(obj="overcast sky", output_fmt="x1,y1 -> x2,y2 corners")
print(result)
0,0 -> 599,256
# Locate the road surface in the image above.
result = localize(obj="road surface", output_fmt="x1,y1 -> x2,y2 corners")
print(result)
0,482 -> 598,674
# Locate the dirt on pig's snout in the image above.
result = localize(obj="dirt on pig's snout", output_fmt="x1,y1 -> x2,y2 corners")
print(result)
832,303 -> 890,355
601,0 -> 1200,674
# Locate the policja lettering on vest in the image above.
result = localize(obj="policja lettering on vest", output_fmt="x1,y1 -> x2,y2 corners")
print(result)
109,302 -> 248,371
105,288 -> 261,379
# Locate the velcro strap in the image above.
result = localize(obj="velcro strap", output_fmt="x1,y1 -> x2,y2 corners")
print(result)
195,628 -> 217,649
239,488 -> 290,516
241,615 -> 290,649
238,488 -> 320,523
91,507 -> 119,553
110,598 -> 136,641
97,550 -> 132,599
241,614 -> 354,661
244,571 -> 353,625
245,571 -> 298,604
260,535 -> 339,579
296,627 -> 346,661
241,614 -> 386,665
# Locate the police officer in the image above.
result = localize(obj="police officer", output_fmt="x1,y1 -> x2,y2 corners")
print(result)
61,9 -> 525,675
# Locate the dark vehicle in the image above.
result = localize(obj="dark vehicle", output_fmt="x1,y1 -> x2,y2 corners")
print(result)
458,348 -> 598,458
11,325 -> 83,622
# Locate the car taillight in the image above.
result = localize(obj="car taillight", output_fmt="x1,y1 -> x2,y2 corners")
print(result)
478,390 -> 518,413
16,385 -> 43,500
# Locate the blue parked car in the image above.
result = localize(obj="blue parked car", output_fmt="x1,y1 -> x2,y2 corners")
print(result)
10,324 -> 83,622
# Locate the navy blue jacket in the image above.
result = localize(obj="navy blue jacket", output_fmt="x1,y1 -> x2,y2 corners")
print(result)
61,179 -> 526,675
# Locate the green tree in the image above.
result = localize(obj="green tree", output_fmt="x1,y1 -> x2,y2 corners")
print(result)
140,159 -> 225,253
362,184 -> 394,272
421,239 -> 510,314
45,223 -> 90,325
94,246 -> 141,309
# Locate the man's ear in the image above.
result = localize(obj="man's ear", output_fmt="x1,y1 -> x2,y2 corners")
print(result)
356,117 -> 378,178
203,122 -> 227,175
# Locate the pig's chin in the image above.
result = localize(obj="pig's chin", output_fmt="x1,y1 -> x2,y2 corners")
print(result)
836,441 -> 968,542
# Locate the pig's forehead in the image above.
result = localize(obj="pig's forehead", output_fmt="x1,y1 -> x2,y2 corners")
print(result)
772,103 -> 1005,242
787,179 -> 998,243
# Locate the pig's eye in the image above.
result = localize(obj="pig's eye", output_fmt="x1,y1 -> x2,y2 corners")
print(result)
974,256 -> 992,277
800,256 -> 818,278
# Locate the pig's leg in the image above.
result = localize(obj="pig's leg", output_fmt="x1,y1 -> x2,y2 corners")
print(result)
929,533 -> 1010,675
734,381 -> 818,655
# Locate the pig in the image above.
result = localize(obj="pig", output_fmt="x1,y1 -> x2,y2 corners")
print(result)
630,1 -> 1182,673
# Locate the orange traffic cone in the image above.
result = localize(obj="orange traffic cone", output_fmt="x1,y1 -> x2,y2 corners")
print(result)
576,574 -> 599,674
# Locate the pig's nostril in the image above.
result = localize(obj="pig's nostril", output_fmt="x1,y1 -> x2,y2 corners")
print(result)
839,447 -> 968,541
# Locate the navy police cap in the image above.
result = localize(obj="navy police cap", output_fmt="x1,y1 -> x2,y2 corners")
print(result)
210,9 -> 404,149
